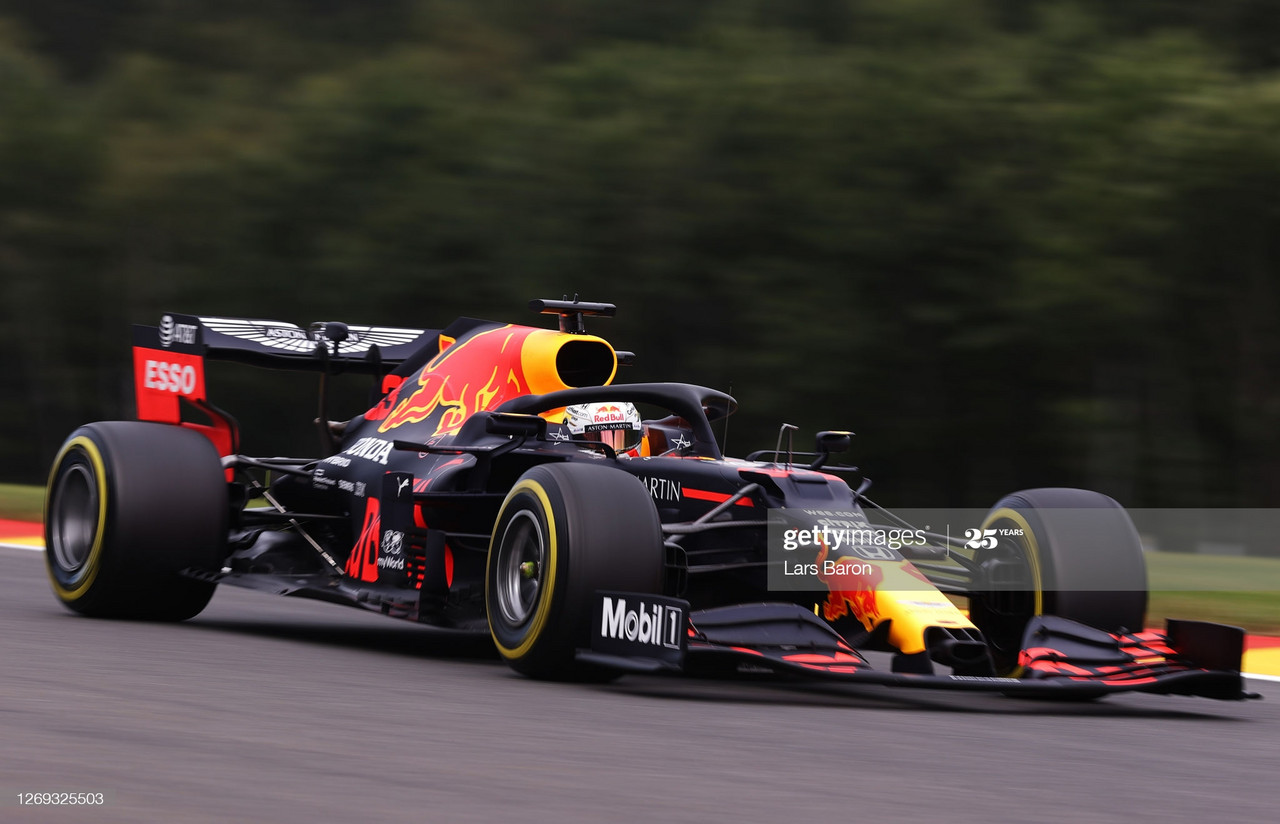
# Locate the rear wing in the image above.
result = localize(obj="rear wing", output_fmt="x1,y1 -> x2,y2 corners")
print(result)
134,313 -> 436,373
133,313 -> 437,457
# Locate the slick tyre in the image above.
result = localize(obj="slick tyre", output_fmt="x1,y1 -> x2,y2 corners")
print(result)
967,488 -> 1147,674
486,463 -> 664,680
45,421 -> 228,621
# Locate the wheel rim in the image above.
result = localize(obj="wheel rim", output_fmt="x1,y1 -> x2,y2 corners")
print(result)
495,510 -> 545,628
50,461 -> 99,578
974,537 -> 1036,659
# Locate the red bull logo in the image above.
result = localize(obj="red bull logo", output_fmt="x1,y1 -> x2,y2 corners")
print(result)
815,539 -> 974,653
592,405 -> 625,424
815,539 -> 885,628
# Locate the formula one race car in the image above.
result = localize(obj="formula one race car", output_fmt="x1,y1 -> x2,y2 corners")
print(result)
44,299 -> 1254,701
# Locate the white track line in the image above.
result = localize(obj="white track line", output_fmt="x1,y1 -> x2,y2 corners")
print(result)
0,541 -> 42,552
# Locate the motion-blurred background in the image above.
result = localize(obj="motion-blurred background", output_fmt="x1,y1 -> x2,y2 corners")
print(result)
1,0 -> 1277,508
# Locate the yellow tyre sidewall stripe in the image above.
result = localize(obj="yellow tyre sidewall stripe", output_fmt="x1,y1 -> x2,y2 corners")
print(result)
45,436 -> 110,602
487,478 -> 559,660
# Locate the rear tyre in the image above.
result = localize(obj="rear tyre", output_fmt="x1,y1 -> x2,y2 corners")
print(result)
45,422 -> 228,620
967,488 -> 1147,674
486,463 -> 664,680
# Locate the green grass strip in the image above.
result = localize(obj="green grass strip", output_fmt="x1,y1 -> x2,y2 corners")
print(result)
1147,552 -> 1280,635
0,483 -> 45,523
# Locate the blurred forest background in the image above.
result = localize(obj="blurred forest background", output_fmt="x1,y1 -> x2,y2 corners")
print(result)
1,0 -> 1278,508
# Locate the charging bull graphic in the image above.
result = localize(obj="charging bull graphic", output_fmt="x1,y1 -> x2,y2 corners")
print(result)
817,536 -> 975,655
817,538 -> 886,627
372,326 -> 534,436
367,325 -> 617,438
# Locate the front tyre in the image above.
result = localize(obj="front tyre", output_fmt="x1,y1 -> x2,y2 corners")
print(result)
967,488 -> 1147,674
45,422 -> 228,620
486,463 -> 664,679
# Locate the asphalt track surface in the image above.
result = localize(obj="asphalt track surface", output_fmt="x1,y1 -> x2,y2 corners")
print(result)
3,546 -> 1279,823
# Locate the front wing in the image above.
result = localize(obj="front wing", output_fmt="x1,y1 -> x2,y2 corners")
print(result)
580,599 -> 1257,701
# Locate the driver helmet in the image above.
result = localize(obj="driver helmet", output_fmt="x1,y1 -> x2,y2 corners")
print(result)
564,402 -> 643,454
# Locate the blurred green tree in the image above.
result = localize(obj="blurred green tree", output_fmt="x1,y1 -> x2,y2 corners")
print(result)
0,0 -> 1277,509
